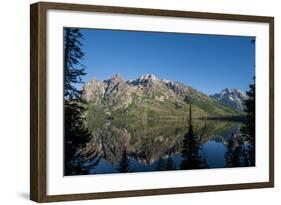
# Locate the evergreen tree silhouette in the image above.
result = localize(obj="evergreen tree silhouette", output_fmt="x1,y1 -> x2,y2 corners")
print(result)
225,133 -> 249,168
165,158 -> 176,170
240,78 -> 255,166
64,28 -> 96,175
117,148 -> 132,173
180,100 -> 207,169
225,133 -> 243,167
156,158 -> 166,171
156,158 -> 176,171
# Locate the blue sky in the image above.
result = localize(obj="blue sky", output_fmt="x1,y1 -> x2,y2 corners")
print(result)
77,28 -> 255,95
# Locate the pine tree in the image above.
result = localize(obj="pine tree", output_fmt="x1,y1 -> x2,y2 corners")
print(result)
240,78 -> 255,166
181,101 -> 206,169
63,28 -> 93,175
64,28 -> 86,100
156,158 -> 166,171
165,158 -> 176,170
225,133 -> 249,168
156,158 -> 176,171
225,135 -> 235,167
117,148 -> 132,173
225,133 -> 242,167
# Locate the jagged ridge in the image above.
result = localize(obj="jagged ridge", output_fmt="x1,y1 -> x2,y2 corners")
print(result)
210,88 -> 247,111
82,74 -> 241,121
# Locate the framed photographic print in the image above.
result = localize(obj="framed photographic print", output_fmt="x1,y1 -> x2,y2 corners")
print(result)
30,1 -> 274,202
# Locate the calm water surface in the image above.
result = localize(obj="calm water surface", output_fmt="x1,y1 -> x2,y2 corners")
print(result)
82,119 -> 244,174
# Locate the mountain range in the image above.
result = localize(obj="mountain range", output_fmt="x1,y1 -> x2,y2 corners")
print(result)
210,88 -> 247,111
82,74 -> 245,122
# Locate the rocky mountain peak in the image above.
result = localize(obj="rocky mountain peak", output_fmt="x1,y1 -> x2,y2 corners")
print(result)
105,73 -> 123,83
210,88 -> 247,111
128,73 -> 160,88
139,73 -> 158,81
221,88 -> 242,94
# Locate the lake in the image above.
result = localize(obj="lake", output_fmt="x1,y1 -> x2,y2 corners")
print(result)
79,118 -> 250,175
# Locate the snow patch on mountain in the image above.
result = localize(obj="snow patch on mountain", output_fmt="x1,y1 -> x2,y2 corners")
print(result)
139,73 -> 158,81
210,88 -> 247,111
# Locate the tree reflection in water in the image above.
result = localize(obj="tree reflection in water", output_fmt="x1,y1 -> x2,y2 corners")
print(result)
224,133 -> 248,167
117,148 -> 133,173
68,103 -> 256,175
180,101 -> 208,170
156,158 -> 176,171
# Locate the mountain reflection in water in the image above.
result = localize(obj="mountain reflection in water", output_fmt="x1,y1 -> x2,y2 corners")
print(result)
79,119 -> 249,175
